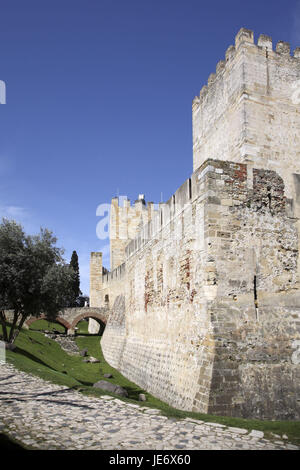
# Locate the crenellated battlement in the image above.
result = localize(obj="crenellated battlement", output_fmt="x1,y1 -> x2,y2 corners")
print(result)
102,262 -> 126,285
111,194 -> 156,210
193,28 -> 300,109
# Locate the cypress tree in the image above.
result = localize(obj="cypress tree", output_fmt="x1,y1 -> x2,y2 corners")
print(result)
70,250 -> 81,305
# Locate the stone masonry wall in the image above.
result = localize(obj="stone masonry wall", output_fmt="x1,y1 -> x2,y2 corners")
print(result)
101,158 -> 300,419
195,161 -> 300,419
100,263 -> 126,311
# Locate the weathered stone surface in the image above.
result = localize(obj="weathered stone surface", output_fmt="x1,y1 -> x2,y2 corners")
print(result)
138,394 -> 147,402
88,318 -> 100,334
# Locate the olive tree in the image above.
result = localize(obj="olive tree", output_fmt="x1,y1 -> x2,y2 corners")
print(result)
0,218 -> 76,344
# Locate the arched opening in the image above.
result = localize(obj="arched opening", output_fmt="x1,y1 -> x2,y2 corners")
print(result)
70,312 -> 106,336
27,316 -> 69,334
88,317 -> 106,336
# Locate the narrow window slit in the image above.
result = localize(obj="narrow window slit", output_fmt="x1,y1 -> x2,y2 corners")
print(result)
254,275 -> 259,321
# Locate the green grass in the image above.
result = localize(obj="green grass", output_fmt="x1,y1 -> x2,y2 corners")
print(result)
1,321 -> 300,446
29,319 -> 65,333
75,319 -> 89,334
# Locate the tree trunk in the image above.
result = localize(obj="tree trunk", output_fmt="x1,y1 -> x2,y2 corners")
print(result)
11,314 -> 27,344
8,311 -> 19,343
0,310 -> 8,343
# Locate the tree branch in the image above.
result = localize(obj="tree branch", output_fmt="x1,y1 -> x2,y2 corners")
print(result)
11,313 -> 27,343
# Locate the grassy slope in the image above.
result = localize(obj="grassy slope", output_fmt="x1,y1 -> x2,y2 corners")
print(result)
1,321 -> 300,446
29,319 -> 65,333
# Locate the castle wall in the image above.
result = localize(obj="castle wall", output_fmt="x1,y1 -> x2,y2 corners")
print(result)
196,161 -> 300,419
101,159 -> 300,419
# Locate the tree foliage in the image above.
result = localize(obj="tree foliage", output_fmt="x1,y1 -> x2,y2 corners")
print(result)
0,218 -> 76,344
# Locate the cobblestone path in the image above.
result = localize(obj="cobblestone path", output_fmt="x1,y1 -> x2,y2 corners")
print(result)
0,364 -> 298,450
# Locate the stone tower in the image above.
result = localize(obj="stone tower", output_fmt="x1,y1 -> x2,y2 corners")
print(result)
192,27 -> 300,286
110,195 -> 156,271
89,252 -> 102,307
192,28 -> 300,201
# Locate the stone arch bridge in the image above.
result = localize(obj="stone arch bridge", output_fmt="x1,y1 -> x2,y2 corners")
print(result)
5,307 -> 109,336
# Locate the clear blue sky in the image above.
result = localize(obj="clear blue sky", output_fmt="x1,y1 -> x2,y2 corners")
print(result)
0,0 -> 299,295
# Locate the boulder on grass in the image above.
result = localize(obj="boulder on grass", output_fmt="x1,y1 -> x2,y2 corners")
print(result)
103,373 -> 112,378
93,380 -> 128,397
115,386 -> 128,398
89,356 -> 100,363
138,393 -> 147,402
79,348 -> 88,357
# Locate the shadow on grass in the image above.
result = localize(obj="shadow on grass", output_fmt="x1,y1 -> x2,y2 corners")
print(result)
14,346 -> 54,369
75,333 -> 102,337
77,380 -> 95,387
124,385 -> 146,400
